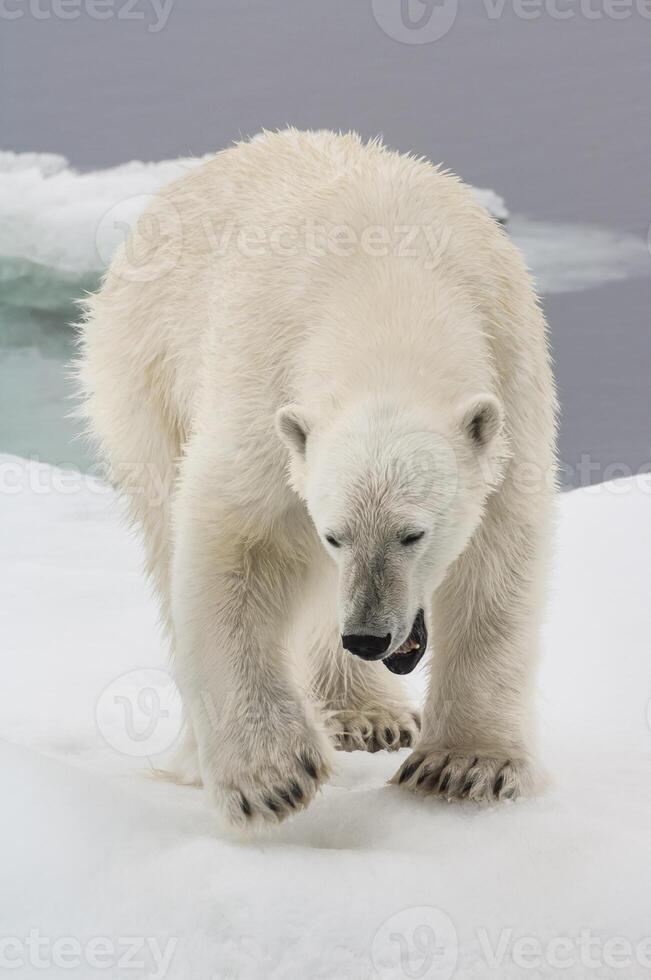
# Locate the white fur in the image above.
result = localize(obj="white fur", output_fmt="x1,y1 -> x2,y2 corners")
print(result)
76,129 -> 557,830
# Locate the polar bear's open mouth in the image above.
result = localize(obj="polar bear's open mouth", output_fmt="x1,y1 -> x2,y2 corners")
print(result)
383,609 -> 427,675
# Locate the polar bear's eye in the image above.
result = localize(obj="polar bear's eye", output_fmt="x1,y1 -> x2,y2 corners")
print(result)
325,534 -> 341,548
400,531 -> 425,546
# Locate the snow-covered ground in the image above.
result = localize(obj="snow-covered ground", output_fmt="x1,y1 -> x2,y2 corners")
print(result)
1,455 -> 651,979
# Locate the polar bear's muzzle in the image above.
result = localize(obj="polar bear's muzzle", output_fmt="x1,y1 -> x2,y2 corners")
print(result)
382,609 -> 428,675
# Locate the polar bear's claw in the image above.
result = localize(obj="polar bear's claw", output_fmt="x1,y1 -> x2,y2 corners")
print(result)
300,754 -> 319,779
391,747 -> 535,802
330,707 -> 421,753
213,741 -> 332,830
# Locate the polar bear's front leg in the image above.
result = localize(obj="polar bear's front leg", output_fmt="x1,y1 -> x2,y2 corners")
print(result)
393,488 -> 550,802
172,477 -> 333,831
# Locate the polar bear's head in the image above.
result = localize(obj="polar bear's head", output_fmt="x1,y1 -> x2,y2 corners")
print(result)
276,396 -> 506,674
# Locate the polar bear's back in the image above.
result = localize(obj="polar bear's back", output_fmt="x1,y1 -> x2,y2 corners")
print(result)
81,130 -> 413,430
78,129 -> 551,494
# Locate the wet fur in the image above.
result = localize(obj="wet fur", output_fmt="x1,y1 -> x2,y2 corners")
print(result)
76,129 -> 557,831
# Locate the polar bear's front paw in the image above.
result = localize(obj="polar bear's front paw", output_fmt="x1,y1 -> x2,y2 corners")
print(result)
330,706 -> 420,753
391,746 -> 535,802
206,737 -> 332,832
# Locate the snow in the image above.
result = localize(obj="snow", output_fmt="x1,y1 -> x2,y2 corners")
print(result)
0,151 -> 212,277
1,456 -> 651,979
508,216 -> 651,296
471,186 -> 508,223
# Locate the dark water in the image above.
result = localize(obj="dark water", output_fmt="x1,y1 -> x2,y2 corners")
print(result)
1,0 -> 650,483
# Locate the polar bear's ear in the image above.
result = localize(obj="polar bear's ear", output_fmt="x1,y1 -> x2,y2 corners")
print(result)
460,393 -> 504,449
275,404 -> 312,458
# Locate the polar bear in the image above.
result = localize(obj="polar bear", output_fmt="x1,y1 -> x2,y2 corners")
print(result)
77,129 -> 556,830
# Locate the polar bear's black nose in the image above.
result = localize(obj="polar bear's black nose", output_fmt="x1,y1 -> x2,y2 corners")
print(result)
341,632 -> 392,660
